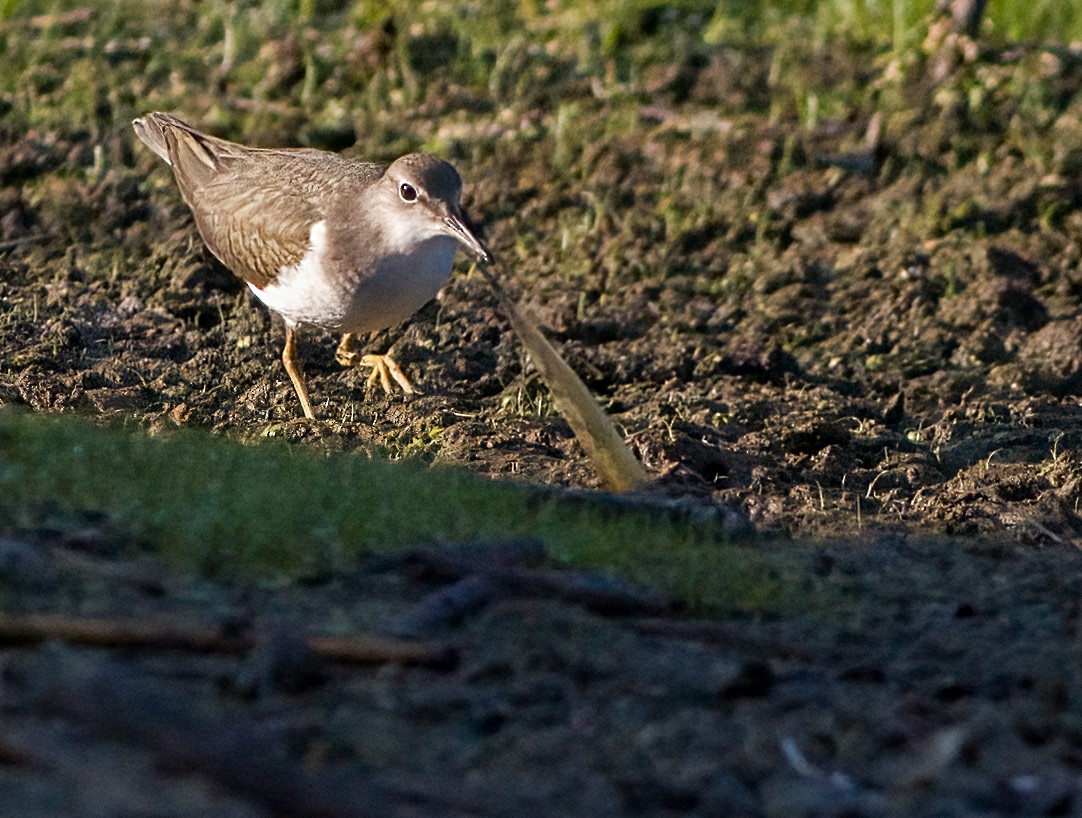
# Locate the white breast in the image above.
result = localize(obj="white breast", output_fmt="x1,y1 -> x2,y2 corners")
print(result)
248,218 -> 457,333
250,220 -> 345,328
339,236 -> 456,334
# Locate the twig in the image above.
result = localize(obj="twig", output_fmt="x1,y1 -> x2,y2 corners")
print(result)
309,631 -> 454,667
476,261 -> 649,492
0,612 -> 451,667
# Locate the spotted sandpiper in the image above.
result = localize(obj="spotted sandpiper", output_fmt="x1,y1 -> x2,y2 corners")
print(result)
132,112 -> 490,420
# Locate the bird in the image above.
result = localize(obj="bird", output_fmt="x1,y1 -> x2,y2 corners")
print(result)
132,112 -> 490,420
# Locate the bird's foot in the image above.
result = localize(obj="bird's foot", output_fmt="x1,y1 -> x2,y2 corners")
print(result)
361,354 -> 417,395
334,333 -> 360,368
336,334 -> 417,395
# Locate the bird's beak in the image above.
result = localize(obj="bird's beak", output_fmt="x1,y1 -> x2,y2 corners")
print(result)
444,211 -> 491,264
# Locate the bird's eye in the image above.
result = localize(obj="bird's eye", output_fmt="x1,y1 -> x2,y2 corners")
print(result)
399,182 -> 418,203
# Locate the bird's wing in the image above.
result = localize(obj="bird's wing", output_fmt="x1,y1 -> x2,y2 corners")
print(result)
185,170 -> 321,289
136,113 -> 386,288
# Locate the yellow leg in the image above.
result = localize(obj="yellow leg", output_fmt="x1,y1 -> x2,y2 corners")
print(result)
361,353 -> 416,395
336,333 -> 417,395
282,325 -> 316,420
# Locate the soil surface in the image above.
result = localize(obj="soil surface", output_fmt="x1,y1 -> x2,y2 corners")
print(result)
2,531 -> 1081,817
3,7 -> 1082,816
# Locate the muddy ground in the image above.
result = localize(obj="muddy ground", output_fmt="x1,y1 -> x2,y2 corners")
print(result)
3,5 -> 1082,816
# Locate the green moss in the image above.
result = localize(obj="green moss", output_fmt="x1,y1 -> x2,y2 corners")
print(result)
0,409 -> 793,612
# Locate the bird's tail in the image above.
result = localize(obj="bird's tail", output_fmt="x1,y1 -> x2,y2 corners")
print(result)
132,112 -> 190,165
132,112 -> 231,188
